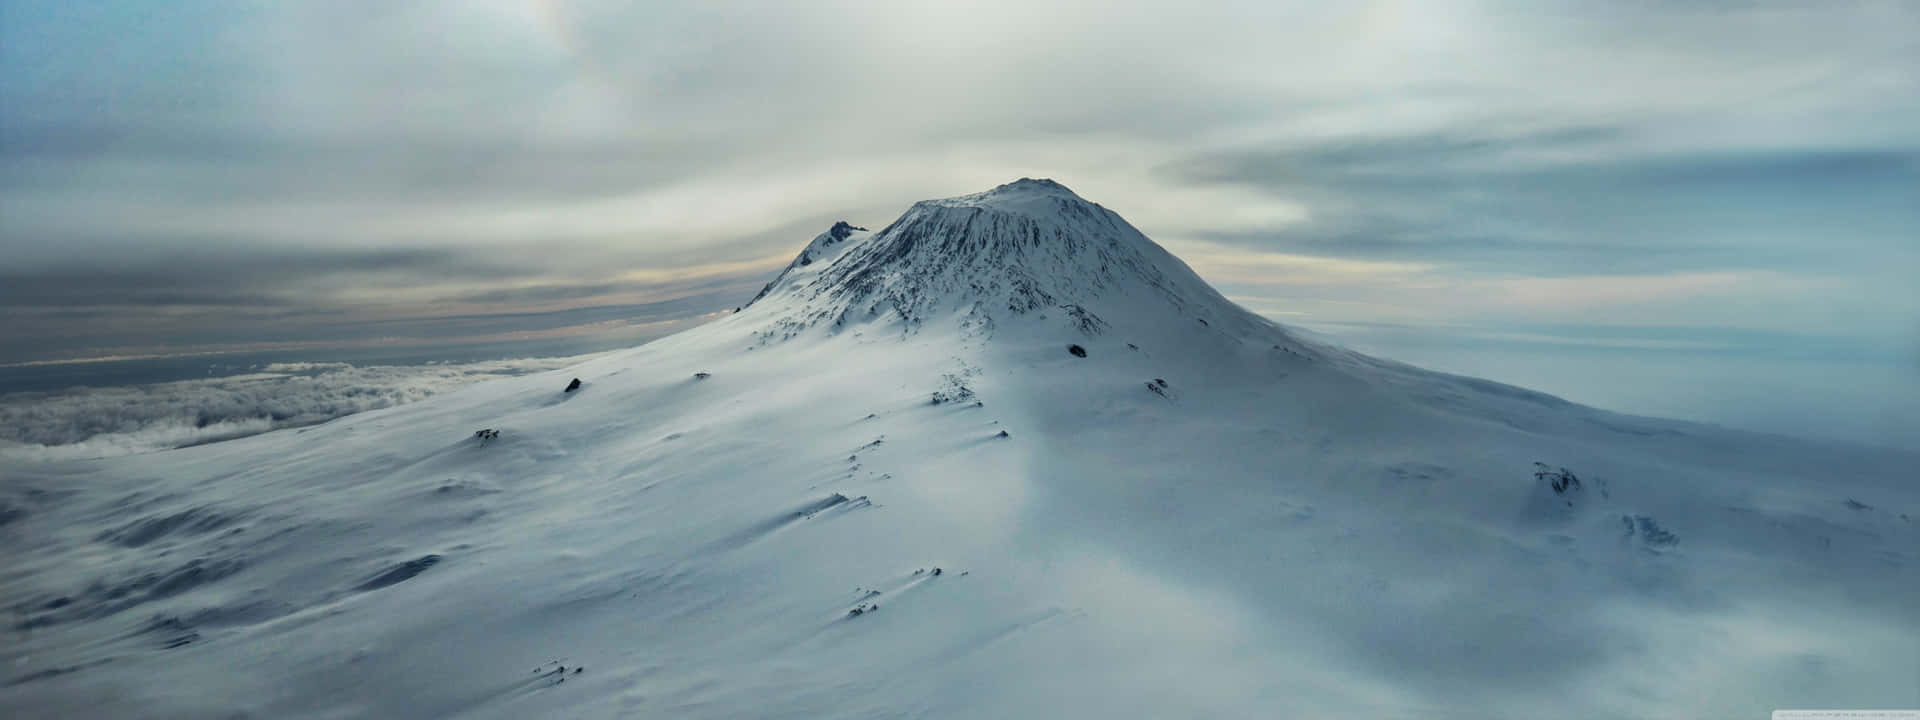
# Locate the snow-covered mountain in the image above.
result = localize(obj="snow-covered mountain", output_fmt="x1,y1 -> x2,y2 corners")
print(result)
5,179 -> 1916,719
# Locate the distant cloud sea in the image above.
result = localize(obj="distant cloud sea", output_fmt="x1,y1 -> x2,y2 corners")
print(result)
0,354 -> 601,461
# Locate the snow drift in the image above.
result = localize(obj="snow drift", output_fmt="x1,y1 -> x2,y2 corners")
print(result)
4,179 -> 1916,719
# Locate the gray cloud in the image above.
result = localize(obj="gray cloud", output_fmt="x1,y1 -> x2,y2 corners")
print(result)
0,289 -> 752,366
333,289 -> 752,341
1168,141 -> 1920,276
1170,125 -> 1630,184
2,0 -> 1917,363
0,246 -> 512,307
0,123 -> 707,210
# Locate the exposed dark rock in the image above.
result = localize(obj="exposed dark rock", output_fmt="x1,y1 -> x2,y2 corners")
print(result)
931,388 -> 973,405
694,372 -> 711,380
1621,515 -> 1678,549
828,220 -> 866,240
564,378 -> 582,393
148,618 -> 201,652
931,374 -> 976,405
1534,463 -> 1580,495
356,555 -> 442,592
1060,304 -> 1109,335
1067,344 -> 1087,358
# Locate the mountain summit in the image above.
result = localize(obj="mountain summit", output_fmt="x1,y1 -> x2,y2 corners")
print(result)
6,180 -> 1915,719
926,177 -> 1083,209
746,179 -> 1267,345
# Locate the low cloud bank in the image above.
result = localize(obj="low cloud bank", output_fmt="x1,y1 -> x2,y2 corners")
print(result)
0,354 -> 600,461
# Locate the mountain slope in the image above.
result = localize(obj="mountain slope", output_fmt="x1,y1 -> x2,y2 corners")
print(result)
4,180 -> 1917,719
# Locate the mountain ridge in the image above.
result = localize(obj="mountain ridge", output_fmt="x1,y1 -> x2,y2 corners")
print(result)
743,178 -> 1292,351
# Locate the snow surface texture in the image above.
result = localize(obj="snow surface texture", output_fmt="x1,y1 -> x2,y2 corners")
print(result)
4,179 -> 1917,718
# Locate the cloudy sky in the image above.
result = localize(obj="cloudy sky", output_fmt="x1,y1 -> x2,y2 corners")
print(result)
3,1 -> 1917,442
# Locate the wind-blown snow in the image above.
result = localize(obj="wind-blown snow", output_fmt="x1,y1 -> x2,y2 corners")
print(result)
3,180 -> 1915,718
0,355 -> 601,461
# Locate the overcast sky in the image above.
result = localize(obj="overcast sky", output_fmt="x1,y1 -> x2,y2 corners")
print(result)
3,2 -> 1917,389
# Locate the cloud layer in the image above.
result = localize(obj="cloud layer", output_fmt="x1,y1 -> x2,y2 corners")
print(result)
0,354 -> 599,460
1,0 -> 1916,370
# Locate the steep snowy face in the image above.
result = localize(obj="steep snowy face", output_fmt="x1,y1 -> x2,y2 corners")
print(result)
744,178 -> 1242,340
745,220 -> 869,306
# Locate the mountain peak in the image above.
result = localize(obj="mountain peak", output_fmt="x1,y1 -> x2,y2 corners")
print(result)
914,178 -> 1089,218
740,178 -> 1256,344
976,177 -> 1077,197
992,176 -> 1076,195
